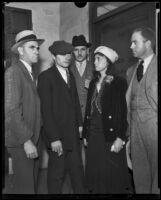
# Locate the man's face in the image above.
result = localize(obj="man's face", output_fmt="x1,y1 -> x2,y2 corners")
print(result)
73,46 -> 88,62
130,31 -> 148,59
55,53 -> 72,68
19,41 -> 40,65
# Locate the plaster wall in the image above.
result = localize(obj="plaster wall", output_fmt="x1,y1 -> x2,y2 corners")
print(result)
60,2 -> 89,43
7,2 -> 60,72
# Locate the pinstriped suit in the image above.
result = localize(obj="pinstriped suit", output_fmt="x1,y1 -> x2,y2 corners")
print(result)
126,55 -> 159,193
5,59 -> 41,193
70,61 -> 93,120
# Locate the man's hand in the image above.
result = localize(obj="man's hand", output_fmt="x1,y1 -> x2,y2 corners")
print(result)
110,137 -> 125,153
51,140 -> 63,156
24,139 -> 38,159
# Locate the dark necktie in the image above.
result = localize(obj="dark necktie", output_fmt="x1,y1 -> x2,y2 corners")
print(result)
136,60 -> 144,82
66,69 -> 70,88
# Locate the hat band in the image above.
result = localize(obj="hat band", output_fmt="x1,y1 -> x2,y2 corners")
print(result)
17,34 -> 37,43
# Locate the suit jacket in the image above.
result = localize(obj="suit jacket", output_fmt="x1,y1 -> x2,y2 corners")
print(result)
37,65 -> 83,150
126,55 -> 158,135
83,75 -> 128,142
5,60 -> 41,147
70,61 -> 93,119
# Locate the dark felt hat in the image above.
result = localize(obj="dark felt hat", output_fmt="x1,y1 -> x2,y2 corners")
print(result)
48,40 -> 73,55
72,35 -> 91,48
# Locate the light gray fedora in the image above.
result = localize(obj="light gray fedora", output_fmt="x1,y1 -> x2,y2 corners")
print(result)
11,30 -> 45,54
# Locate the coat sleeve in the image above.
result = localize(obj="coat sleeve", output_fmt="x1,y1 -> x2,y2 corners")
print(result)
82,80 -> 94,140
74,79 -> 83,127
146,64 -> 158,113
117,78 -> 128,141
5,67 -> 33,146
37,73 -> 60,144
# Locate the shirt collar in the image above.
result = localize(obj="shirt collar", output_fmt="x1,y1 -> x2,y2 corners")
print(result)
56,65 -> 67,75
141,54 -> 154,74
56,65 -> 68,83
75,60 -> 87,68
20,59 -> 32,74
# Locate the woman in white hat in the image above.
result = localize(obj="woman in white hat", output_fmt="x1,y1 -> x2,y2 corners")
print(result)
82,46 -> 132,193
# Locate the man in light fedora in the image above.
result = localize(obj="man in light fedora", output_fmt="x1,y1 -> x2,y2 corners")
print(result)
5,30 -> 44,193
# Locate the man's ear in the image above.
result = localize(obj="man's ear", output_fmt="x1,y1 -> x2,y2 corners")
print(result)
51,54 -> 56,60
145,40 -> 151,49
17,46 -> 23,55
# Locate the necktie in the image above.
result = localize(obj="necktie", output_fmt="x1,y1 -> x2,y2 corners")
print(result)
136,60 -> 144,82
78,62 -> 84,76
66,69 -> 70,88
31,71 -> 37,86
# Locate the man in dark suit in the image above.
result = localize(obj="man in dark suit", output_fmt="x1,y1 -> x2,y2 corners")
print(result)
37,40 -> 85,194
5,30 -> 44,193
71,35 -> 93,121
70,35 -> 93,169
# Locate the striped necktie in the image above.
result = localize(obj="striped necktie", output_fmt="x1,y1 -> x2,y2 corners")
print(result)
31,71 -> 37,86
66,69 -> 70,88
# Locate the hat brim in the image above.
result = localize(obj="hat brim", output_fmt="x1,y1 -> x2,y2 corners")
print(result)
86,42 -> 92,48
11,39 -> 45,54
73,42 -> 92,48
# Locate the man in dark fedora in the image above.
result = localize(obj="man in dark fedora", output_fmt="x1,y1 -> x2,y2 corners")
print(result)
37,40 -> 85,194
70,35 -> 93,169
5,30 -> 44,193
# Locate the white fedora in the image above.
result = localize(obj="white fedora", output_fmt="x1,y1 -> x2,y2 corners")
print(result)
94,46 -> 119,63
11,30 -> 45,54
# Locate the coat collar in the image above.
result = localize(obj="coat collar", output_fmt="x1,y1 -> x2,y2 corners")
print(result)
126,54 -> 157,109
16,60 -> 37,92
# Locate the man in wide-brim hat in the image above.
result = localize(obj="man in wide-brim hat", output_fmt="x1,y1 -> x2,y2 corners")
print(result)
5,30 -> 44,194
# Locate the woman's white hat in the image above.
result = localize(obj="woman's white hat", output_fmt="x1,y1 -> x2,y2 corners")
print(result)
11,30 -> 45,54
94,46 -> 119,63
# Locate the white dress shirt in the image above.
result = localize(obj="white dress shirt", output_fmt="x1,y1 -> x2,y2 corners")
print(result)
75,60 -> 87,76
142,53 -> 154,75
20,59 -> 34,81
56,65 -> 68,84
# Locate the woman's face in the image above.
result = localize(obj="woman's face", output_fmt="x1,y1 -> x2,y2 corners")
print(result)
94,54 -> 108,72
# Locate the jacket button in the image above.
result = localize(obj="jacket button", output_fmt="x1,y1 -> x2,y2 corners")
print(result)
108,115 -> 112,119
109,128 -> 113,131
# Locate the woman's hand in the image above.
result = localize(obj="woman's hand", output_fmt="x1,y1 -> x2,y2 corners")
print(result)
110,137 -> 125,153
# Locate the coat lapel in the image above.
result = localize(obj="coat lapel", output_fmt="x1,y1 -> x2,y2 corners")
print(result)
144,55 -> 157,89
126,64 -> 137,108
52,66 -> 73,105
17,60 -> 37,93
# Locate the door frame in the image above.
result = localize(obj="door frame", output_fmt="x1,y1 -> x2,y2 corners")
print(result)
4,6 -> 32,69
89,2 -> 157,66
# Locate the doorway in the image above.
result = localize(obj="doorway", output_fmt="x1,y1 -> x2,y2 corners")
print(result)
4,5 -> 32,69
89,2 -> 156,78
